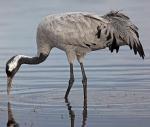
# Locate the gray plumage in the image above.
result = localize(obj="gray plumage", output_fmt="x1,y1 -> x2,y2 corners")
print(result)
6,11 -> 145,97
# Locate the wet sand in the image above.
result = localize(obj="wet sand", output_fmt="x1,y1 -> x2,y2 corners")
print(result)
0,0 -> 150,126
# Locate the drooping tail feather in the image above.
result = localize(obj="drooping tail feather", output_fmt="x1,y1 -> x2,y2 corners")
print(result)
102,11 -> 145,59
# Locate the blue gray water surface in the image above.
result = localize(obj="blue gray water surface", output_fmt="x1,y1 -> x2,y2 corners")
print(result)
0,0 -> 150,127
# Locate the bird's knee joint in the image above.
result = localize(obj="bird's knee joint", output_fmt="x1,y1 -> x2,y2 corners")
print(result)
82,77 -> 87,83
69,78 -> 74,84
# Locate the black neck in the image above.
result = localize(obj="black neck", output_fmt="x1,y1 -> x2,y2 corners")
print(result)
19,53 -> 48,65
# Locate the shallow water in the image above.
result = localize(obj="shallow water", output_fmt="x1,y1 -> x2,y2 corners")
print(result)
0,0 -> 150,127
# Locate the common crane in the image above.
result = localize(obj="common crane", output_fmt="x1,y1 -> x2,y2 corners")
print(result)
6,11 -> 145,98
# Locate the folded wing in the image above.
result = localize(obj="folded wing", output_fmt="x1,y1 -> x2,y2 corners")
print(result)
100,11 -> 145,59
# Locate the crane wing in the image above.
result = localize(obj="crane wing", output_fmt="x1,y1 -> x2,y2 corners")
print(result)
99,11 -> 145,58
54,12 -> 144,58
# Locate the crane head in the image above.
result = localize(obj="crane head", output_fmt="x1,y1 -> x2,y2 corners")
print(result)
6,55 -> 21,95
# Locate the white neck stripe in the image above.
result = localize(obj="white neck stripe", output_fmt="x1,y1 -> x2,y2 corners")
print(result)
8,55 -> 30,72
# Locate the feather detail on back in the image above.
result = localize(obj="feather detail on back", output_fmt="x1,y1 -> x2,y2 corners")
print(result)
95,11 -> 145,59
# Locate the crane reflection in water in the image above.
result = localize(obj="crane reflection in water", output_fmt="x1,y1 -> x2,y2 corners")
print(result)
6,98 -> 87,127
7,102 -> 19,127
65,97 -> 88,127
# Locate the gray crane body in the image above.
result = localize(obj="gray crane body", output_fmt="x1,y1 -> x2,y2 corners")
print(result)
37,12 -> 109,63
6,11 -> 145,97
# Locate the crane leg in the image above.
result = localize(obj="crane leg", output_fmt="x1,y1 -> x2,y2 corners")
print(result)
80,63 -> 87,100
65,63 -> 74,99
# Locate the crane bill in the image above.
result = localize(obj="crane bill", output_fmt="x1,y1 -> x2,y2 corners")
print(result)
7,77 -> 13,95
